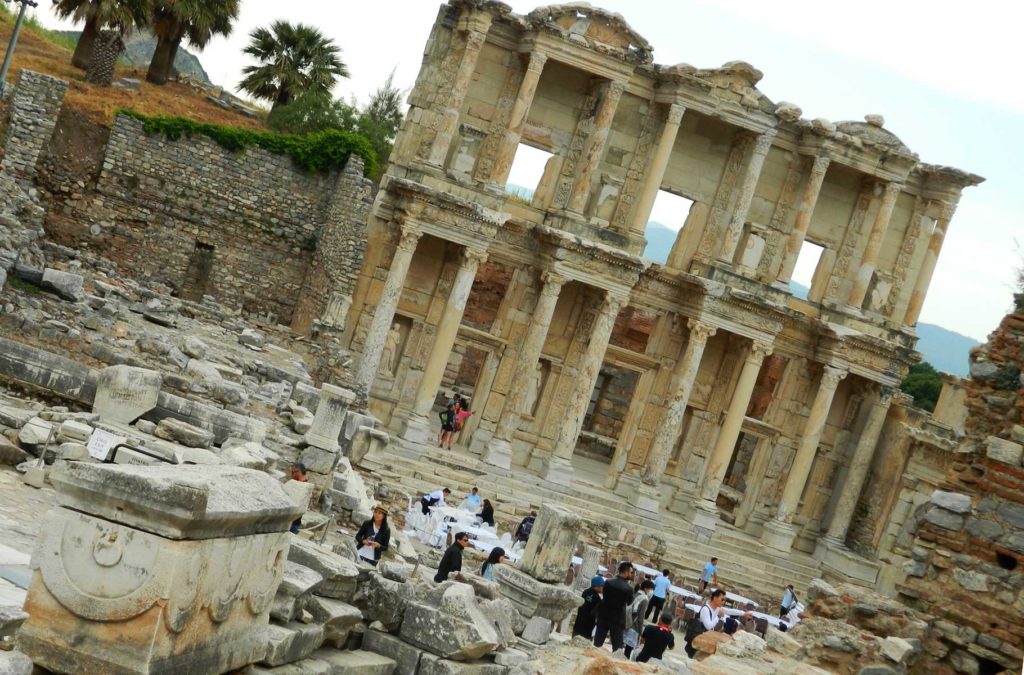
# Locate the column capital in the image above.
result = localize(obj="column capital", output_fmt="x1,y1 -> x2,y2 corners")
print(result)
821,365 -> 848,390
809,154 -> 831,177
747,340 -> 773,363
876,384 -> 898,407
601,292 -> 628,317
686,319 -> 717,345
935,200 -> 958,223
667,102 -> 687,124
525,50 -> 548,73
753,128 -> 778,154
397,226 -> 422,252
540,270 -> 568,290
606,79 -> 627,103
462,248 -> 489,265
464,29 -> 488,49
881,180 -> 904,200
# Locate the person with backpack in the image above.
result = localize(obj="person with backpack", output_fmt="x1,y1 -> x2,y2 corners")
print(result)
438,403 -> 456,449
780,584 -> 798,619
624,579 -> 654,658
684,589 -> 728,658
636,612 -> 676,663
514,511 -> 537,543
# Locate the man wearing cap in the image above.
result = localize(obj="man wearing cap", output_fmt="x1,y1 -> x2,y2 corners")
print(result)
572,575 -> 604,638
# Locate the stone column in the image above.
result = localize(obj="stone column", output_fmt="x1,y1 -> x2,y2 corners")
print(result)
355,226 -> 422,394
903,202 -> 955,326
426,12 -> 493,168
717,129 -> 777,264
847,181 -> 902,309
541,293 -> 626,484
776,155 -> 830,284
304,384 -> 357,452
566,80 -> 626,215
574,545 -> 602,592
402,248 -> 487,444
489,50 -> 548,186
630,103 -> 687,231
519,503 -> 584,584
483,271 -> 566,468
641,320 -> 715,487
823,386 -> 895,544
695,340 -> 773,509
761,365 -> 846,552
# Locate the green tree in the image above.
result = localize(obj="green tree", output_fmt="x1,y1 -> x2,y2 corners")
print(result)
357,70 -> 403,168
901,361 -> 942,412
238,21 -> 348,112
146,0 -> 239,85
266,90 -> 357,136
53,0 -> 151,70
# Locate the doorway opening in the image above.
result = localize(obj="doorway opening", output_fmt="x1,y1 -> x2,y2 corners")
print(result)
643,190 -> 694,264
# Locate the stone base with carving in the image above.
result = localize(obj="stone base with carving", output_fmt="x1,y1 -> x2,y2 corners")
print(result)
492,565 -> 582,624
760,518 -> 799,553
815,538 -> 881,587
18,462 -> 300,675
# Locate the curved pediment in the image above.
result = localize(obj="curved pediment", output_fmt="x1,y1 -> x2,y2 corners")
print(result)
835,118 -> 912,154
526,3 -> 653,64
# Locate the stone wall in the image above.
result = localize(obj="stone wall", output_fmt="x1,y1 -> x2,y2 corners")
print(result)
1,69 -> 67,179
43,114 -> 370,325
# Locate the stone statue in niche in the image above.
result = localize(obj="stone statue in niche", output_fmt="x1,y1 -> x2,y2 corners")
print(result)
378,323 -> 402,377
523,361 -> 546,416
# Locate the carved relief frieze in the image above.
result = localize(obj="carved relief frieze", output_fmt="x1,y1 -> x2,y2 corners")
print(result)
610,100 -> 658,231
696,134 -> 752,262
824,180 -> 875,302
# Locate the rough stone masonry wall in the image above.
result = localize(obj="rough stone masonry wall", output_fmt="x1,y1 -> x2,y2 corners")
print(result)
1,69 -> 67,179
56,115 -> 347,323
896,293 -> 1024,674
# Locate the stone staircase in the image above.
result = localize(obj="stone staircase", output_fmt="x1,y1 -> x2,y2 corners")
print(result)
355,441 -> 822,605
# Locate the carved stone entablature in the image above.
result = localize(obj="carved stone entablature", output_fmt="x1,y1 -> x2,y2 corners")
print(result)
902,421 -> 961,453
653,64 -> 777,133
701,289 -> 784,343
535,223 -> 646,281
524,3 -> 654,64
916,163 -> 986,202
388,177 -> 507,248
794,120 -> 916,182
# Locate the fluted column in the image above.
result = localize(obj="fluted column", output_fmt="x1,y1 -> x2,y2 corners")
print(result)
355,225 -> 422,393
630,103 -> 687,231
482,271 -> 566,468
426,13 -> 492,168
717,129 -> 777,264
847,181 -> 902,309
402,248 -> 487,443
541,292 -> 626,484
642,320 -> 715,486
696,339 -> 773,508
777,155 -> 830,284
823,386 -> 895,544
761,365 -> 846,552
566,80 -> 626,214
489,50 -> 548,186
903,201 -> 955,326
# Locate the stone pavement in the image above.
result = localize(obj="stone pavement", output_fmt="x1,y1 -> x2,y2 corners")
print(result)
0,466 -> 51,607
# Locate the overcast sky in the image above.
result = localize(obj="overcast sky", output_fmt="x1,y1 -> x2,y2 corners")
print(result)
40,0 -> 1023,341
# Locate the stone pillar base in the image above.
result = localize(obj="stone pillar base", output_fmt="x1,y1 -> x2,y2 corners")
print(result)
691,502 -> 720,543
816,538 -> 880,587
401,413 -> 435,447
628,481 -> 662,517
481,438 -> 512,470
539,455 -> 574,486
760,518 -> 799,553
613,471 -> 639,499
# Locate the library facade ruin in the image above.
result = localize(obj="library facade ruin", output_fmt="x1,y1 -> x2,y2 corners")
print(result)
342,0 -> 983,575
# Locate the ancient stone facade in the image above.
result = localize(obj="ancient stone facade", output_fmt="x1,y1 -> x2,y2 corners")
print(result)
345,0 -> 983,573
41,114 -> 373,328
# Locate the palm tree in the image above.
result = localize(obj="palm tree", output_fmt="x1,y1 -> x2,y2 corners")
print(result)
238,21 -> 348,112
53,0 -> 151,70
146,0 -> 239,85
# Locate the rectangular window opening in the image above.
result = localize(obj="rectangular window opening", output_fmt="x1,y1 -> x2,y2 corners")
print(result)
643,190 -> 694,264
790,240 -> 825,299
505,144 -> 554,204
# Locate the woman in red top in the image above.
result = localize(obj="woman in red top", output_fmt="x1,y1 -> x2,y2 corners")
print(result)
449,400 -> 473,449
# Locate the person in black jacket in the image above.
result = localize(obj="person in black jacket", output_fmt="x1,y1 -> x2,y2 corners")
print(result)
478,499 -> 495,527
594,561 -> 635,651
572,575 -> 604,638
434,531 -> 470,582
355,505 -> 391,566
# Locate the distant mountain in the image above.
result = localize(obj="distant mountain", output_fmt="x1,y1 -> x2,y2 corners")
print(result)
642,221 -> 676,264
789,281 -> 977,376
57,31 -> 210,83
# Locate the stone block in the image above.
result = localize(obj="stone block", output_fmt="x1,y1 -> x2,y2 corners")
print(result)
880,636 -> 915,664
58,419 -> 92,442
518,503 -> 583,584
305,596 -> 362,647
953,569 -> 989,592
304,384 -> 356,451
996,501 -> 1024,529
18,464 -> 297,674
0,650 -> 33,675
93,365 -> 161,424
984,436 -> 1023,466
493,648 -> 529,666
17,417 -> 54,448
154,417 -> 214,448
300,445 -> 338,474
261,621 -> 324,667
520,616 -> 552,644
924,507 -> 965,531
765,626 -> 801,657
287,537 -> 359,600
311,648 -> 397,674
363,628 -> 427,675
478,597 -> 518,648
283,480 -> 314,512
692,631 -> 732,655
717,630 -> 765,658
0,435 -> 30,466
0,605 -> 29,637
41,268 -> 84,301
271,561 -> 323,622
399,584 -> 499,660
353,572 -> 415,632
418,654 -> 505,675
0,404 -> 35,429
493,565 -> 582,623
930,490 -> 972,514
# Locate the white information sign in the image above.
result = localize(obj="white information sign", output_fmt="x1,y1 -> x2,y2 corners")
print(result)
86,428 -> 117,461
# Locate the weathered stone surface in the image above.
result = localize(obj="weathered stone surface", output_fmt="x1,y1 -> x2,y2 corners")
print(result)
995,500 -> 1024,528
930,490 -> 972,514
305,596 -> 362,647
364,628 -> 427,675
304,384 -> 355,451
0,650 -> 33,675
287,537 -> 359,600
717,630 -> 766,658
0,404 -> 36,429
41,268 -> 84,301
400,583 -> 499,660
17,417 -> 54,448
479,597 -> 518,648
0,435 -> 31,465
419,654 -> 505,675
984,436 -> 1023,465
692,631 -> 732,655
353,572 -> 415,632
952,569 -> 989,592
261,621 -> 325,667
520,615 -> 552,644
880,636 -> 915,664
300,445 -> 338,474
492,564 -> 582,623
965,517 -> 1004,541
380,560 -> 412,583
311,648 -> 397,674
518,503 -> 583,584
154,417 -> 214,449
58,419 -> 92,442
923,507 -> 965,531
0,605 -> 29,637
92,365 -> 161,424
765,625 -> 802,657
271,561 -> 324,622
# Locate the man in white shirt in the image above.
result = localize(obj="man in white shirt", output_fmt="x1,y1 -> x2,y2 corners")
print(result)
685,589 -> 729,658
421,487 -> 450,515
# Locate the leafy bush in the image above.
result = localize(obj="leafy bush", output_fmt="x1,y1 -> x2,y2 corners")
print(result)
900,361 -> 942,412
117,109 -> 377,177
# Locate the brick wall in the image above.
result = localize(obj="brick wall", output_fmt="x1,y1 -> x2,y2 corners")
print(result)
1,70 -> 67,179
